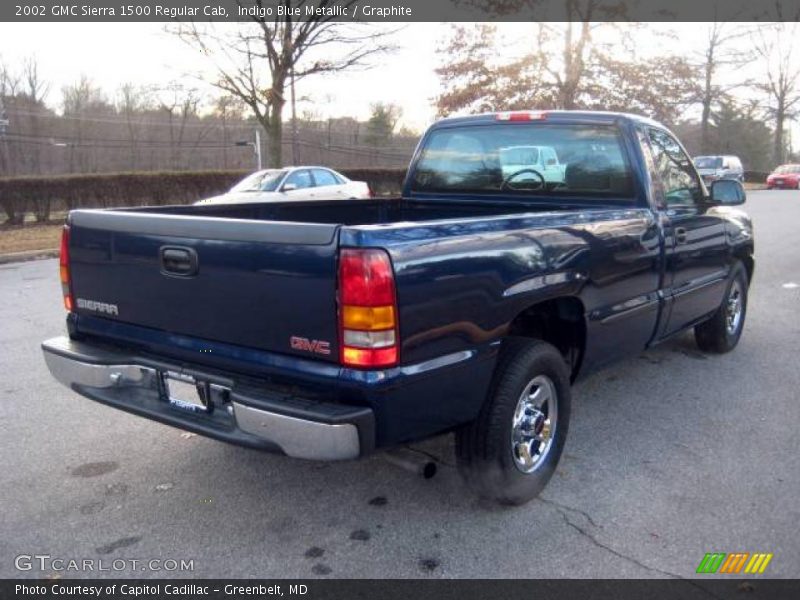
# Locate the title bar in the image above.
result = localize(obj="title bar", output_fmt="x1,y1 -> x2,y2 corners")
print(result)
3,0 -> 800,22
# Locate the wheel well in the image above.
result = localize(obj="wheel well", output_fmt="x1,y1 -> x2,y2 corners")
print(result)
507,297 -> 586,380
735,250 -> 754,286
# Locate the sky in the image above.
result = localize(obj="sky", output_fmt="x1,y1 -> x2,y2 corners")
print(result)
0,21 -> 797,142
0,22 -> 443,130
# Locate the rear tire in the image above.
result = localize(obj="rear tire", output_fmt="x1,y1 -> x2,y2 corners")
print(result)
456,338 -> 571,505
694,261 -> 749,353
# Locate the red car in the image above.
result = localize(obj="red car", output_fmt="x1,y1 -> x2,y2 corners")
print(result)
766,164 -> 800,189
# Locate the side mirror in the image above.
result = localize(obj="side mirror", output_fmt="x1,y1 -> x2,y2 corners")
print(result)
282,183 -> 297,192
710,179 -> 746,206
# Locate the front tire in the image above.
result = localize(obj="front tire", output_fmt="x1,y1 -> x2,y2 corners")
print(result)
694,261 -> 749,353
456,338 -> 571,505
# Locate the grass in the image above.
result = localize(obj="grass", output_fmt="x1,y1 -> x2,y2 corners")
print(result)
0,222 -> 63,255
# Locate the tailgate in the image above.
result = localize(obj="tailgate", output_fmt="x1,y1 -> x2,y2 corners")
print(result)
68,210 -> 342,364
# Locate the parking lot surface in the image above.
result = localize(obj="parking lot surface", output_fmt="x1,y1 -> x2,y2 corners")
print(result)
1,190 -> 798,578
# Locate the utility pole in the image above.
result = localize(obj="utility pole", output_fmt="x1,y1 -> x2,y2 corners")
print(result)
254,128 -> 262,170
235,128 -> 262,171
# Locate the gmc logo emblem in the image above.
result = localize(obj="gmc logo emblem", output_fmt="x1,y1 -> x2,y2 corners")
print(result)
290,336 -> 331,355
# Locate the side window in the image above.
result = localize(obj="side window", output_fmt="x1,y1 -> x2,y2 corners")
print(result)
284,169 -> 313,190
646,128 -> 702,206
313,169 -> 339,187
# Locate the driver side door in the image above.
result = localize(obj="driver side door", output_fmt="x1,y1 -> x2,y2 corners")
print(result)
645,127 -> 729,338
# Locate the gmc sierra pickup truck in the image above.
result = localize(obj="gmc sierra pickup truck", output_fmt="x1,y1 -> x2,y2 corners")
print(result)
42,111 -> 754,505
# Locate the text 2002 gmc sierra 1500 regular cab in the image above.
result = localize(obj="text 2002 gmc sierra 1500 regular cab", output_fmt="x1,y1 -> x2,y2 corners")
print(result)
42,111 -> 754,505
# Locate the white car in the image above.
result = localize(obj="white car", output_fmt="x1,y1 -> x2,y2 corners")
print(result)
197,167 -> 372,205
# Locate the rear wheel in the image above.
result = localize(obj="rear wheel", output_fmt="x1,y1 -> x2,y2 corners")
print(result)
694,261 -> 749,353
456,338 -> 571,505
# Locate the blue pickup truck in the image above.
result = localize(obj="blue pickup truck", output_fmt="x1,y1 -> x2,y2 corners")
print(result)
42,111 -> 754,505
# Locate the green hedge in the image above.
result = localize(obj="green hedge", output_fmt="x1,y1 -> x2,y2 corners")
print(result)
0,168 -> 407,225
744,170 -> 770,183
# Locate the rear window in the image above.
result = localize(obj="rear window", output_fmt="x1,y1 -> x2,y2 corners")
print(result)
694,157 -> 723,169
313,169 -> 340,186
775,165 -> 800,174
410,123 -> 633,198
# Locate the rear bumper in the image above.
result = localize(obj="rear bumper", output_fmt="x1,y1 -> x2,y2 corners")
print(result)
42,336 -> 373,461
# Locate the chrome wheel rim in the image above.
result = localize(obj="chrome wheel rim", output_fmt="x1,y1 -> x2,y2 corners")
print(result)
511,375 -> 557,473
725,280 -> 743,335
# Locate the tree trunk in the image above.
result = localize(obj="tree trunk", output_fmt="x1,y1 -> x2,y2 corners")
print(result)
266,103 -> 284,168
701,98 -> 712,154
775,105 -> 785,165
700,57 -> 714,154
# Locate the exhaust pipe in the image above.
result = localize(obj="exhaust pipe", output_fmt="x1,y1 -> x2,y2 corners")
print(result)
382,447 -> 438,479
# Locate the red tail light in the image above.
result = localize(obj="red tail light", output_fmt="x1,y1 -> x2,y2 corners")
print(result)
338,248 -> 399,368
59,225 -> 74,312
496,110 -> 547,121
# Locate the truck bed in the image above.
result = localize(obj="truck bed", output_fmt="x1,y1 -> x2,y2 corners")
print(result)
124,197 -> 562,225
65,197 -> 608,372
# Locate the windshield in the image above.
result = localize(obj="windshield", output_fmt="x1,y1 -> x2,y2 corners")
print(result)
410,123 -> 633,198
230,169 -> 287,193
775,165 -> 800,174
694,157 -> 723,169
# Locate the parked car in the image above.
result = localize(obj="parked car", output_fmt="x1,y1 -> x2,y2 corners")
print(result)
693,155 -> 744,184
766,164 -> 800,190
197,167 -> 371,204
43,110 -> 753,505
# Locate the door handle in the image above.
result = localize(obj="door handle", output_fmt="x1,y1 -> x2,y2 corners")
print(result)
674,227 -> 688,245
160,246 -> 198,277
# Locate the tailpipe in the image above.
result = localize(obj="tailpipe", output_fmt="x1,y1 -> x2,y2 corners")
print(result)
382,447 -> 438,480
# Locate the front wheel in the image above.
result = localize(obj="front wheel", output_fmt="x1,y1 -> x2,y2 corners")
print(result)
694,261 -> 749,353
456,339 -> 571,505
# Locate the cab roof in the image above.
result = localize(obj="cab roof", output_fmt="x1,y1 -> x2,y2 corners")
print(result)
431,110 -> 666,130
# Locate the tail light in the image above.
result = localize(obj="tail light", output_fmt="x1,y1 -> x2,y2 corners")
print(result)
496,110 -> 547,121
338,248 -> 399,368
59,225 -> 74,312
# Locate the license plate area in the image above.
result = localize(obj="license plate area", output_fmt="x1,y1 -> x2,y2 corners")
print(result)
161,371 -> 211,414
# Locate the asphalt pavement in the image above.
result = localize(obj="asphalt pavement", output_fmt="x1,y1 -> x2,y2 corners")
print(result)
1,190 -> 798,579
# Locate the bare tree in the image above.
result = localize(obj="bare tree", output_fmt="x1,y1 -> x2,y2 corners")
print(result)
62,75 -> 113,173
21,57 -> 49,104
212,94 -> 246,169
753,23 -> 800,165
175,0 -> 396,167
695,22 -> 754,153
0,57 -> 20,98
117,83 -> 153,170
156,85 -> 203,170
0,57 -> 16,183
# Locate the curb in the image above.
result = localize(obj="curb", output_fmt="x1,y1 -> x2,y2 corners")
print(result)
0,248 -> 60,265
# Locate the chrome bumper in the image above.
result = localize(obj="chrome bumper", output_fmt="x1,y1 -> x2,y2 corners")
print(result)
42,337 -> 369,461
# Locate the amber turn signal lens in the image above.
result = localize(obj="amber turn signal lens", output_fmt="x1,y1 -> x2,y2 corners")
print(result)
341,305 -> 395,330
